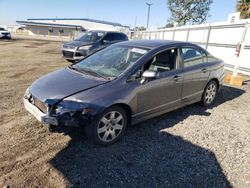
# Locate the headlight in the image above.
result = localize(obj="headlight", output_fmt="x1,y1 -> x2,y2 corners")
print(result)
52,100 -> 93,116
54,106 -> 72,115
79,45 -> 92,50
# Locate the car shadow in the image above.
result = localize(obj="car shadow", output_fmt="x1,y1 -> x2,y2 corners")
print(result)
49,85 -> 245,187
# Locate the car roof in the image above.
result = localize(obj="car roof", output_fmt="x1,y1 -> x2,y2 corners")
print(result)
106,31 -> 125,34
117,40 -> 193,49
90,30 -> 124,34
89,30 -> 107,33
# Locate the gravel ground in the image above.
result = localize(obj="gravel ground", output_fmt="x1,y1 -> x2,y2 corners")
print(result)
0,39 -> 250,188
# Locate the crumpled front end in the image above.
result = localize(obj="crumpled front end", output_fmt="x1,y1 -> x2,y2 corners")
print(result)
49,100 -> 99,127
23,88 -> 99,127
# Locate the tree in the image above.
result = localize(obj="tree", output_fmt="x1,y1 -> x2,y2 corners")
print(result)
236,0 -> 250,19
167,0 -> 213,26
165,22 -> 174,28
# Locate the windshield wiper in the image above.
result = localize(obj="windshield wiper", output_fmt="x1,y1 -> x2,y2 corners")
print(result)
69,65 -> 108,80
80,68 -> 108,80
68,65 -> 114,80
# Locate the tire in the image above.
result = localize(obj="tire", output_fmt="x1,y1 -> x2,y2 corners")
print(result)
201,80 -> 218,107
85,106 -> 127,145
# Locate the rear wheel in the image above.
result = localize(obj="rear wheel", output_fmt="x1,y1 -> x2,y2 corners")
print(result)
85,106 -> 127,145
201,80 -> 218,107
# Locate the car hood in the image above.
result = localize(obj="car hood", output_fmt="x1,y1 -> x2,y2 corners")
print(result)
63,40 -> 94,48
29,68 -> 108,105
0,31 -> 10,33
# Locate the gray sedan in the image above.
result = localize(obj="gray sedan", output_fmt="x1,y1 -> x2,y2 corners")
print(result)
24,40 -> 224,145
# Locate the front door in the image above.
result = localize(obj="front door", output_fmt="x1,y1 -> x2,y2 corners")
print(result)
134,48 -> 183,120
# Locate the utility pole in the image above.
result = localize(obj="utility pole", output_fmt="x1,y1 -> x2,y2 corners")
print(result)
134,16 -> 137,31
146,2 -> 153,29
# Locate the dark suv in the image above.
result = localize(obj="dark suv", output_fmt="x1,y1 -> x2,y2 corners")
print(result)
61,30 -> 128,62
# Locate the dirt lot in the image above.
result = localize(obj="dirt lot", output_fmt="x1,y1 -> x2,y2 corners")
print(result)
0,39 -> 250,188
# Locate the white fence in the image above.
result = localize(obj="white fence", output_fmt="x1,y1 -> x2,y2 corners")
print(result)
134,21 -> 250,76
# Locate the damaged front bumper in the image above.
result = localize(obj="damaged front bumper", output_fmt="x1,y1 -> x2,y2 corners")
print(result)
23,97 -> 92,127
23,97 -> 58,125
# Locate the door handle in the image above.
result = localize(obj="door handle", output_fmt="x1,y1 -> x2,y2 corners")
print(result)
202,68 -> 207,73
173,75 -> 181,81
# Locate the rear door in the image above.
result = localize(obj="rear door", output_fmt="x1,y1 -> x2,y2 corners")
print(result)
180,46 -> 210,103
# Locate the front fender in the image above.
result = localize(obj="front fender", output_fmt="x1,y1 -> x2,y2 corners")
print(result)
65,80 -> 138,116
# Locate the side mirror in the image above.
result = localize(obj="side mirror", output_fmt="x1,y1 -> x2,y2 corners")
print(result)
103,40 -> 111,44
140,70 -> 157,84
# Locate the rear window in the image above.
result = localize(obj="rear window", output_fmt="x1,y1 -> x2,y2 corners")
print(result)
0,28 -> 6,31
122,34 -> 128,40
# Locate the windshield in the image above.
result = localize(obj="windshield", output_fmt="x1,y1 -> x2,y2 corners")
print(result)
71,45 -> 149,79
0,28 -> 6,31
75,31 -> 105,43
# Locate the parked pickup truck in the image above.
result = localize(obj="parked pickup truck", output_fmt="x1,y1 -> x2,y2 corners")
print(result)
61,30 -> 128,62
0,27 -> 11,39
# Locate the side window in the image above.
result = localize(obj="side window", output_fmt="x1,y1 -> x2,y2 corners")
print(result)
128,48 -> 177,81
48,27 -> 53,33
59,29 -> 64,33
122,34 -> 128,41
103,34 -> 112,42
113,33 -> 122,41
147,48 -> 178,73
181,47 -> 206,68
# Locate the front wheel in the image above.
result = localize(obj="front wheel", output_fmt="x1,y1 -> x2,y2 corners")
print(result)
85,106 -> 127,145
201,80 -> 218,107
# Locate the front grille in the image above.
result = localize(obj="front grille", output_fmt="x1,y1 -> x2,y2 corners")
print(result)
75,52 -> 85,57
62,50 -> 74,58
32,96 -> 47,113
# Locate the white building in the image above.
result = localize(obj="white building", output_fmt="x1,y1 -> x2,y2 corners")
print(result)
16,18 -> 130,38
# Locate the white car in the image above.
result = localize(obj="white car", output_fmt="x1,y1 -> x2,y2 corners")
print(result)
0,27 -> 11,39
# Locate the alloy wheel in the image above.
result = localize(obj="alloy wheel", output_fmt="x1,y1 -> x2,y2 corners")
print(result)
205,83 -> 217,104
97,111 -> 124,142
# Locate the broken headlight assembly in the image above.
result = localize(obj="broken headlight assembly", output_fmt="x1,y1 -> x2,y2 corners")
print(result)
51,100 -> 93,116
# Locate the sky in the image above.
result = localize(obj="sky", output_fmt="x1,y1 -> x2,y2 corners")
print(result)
0,0 -> 237,28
